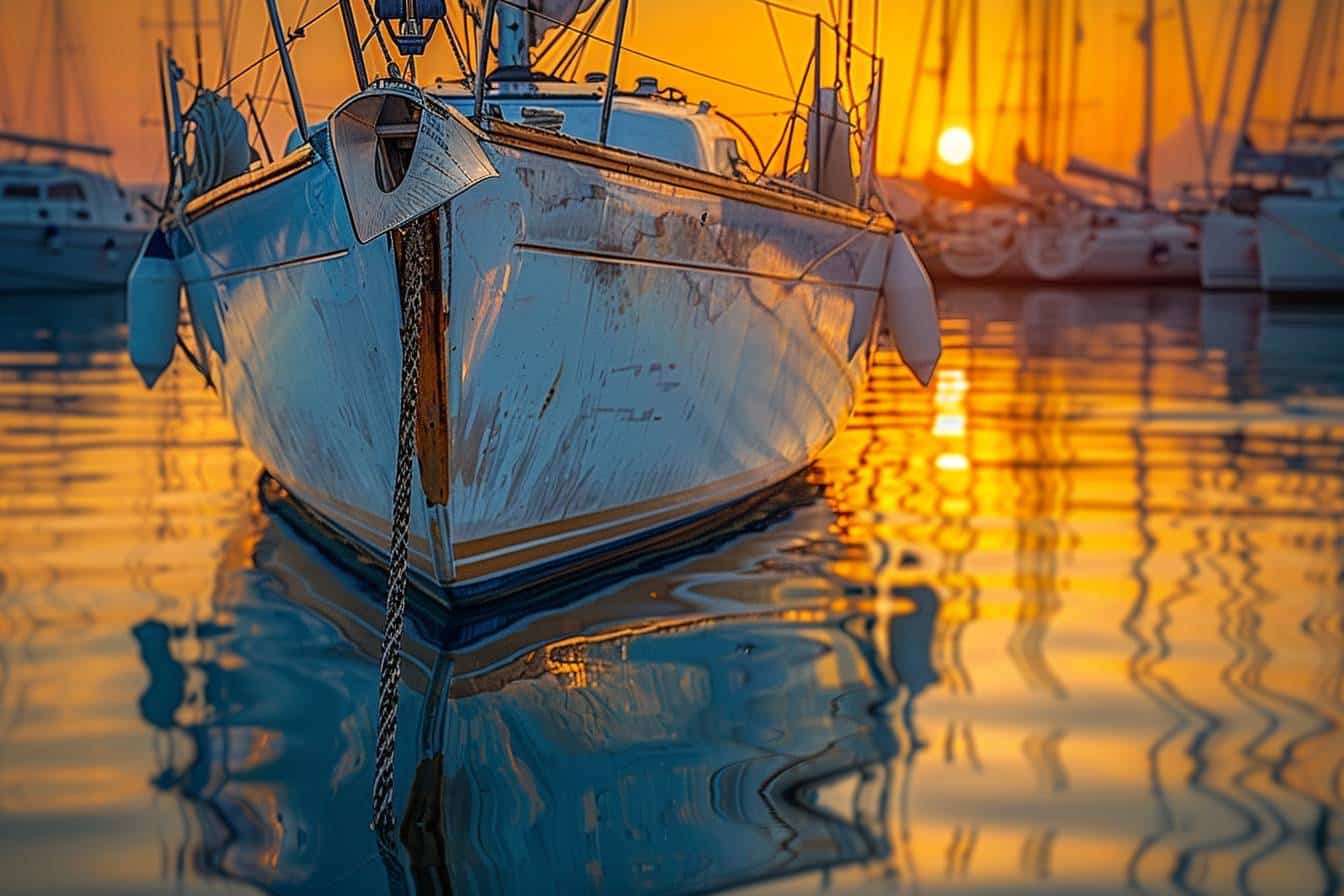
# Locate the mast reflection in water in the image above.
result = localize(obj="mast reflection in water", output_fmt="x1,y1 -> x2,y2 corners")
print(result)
0,288 -> 1340,895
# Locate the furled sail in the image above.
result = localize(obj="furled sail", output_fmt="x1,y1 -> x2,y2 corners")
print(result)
527,0 -> 601,45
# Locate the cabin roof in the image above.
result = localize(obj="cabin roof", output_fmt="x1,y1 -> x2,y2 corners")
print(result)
0,160 -> 106,182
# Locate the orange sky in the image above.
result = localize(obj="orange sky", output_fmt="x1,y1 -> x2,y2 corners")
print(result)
0,1 -> 1326,190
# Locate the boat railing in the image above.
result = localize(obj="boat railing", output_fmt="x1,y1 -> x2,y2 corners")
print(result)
161,0 -> 888,208
0,131 -> 115,160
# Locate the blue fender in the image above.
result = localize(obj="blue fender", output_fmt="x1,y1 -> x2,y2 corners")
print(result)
127,229 -> 182,388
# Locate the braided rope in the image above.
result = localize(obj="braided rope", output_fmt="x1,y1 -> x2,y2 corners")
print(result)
373,217 -> 428,834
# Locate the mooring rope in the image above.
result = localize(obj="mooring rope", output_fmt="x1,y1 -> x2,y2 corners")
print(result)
372,217 -> 429,835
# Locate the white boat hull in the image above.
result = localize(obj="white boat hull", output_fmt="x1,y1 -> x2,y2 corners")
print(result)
922,213 -> 1200,285
0,221 -> 146,292
170,124 -> 892,599
1200,211 -> 1260,289
1257,195 -> 1344,293
1021,218 -> 1201,284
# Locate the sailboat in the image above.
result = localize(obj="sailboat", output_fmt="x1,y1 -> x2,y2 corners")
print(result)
0,3 -> 153,292
1015,0 -> 1201,285
1252,0 -> 1344,293
127,0 -> 941,602
909,0 -> 1202,286
1199,0 -> 1344,292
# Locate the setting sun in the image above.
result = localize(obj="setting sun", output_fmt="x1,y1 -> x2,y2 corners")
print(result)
936,126 -> 975,167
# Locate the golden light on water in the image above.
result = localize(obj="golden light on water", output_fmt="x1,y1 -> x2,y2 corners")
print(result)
936,126 -> 975,167
2,285 -> 1343,892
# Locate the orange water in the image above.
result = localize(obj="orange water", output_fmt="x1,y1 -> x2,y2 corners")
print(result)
0,288 -> 1340,894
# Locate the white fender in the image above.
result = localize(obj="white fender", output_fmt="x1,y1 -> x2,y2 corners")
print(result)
127,229 -> 181,388
881,233 -> 941,386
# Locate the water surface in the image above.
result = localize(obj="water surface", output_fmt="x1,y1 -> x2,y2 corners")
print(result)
0,288 -> 1341,895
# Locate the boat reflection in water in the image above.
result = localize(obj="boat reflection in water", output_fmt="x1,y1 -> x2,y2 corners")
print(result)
137,467 -> 939,893
1,287 -> 1342,894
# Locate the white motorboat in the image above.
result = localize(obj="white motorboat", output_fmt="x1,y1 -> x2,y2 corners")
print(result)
1200,2 -> 1342,292
1258,191 -> 1344,292
1256,142 -> 1344,293
0,134 -> 153,293
1020,207 -> 1201,284
128,0 -> 940,601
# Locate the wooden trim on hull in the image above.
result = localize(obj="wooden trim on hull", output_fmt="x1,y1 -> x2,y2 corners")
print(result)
481,119 -> 893,232
181,145 -> 318,222
454,461 -> 799,581
260,466 -> 817,610
262,456 -> 801,601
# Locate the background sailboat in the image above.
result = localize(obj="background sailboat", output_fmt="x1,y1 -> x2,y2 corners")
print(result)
0,0 -> 153,293
896,0 -> 1205,286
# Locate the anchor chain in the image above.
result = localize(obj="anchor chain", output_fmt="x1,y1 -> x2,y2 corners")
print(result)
373,216 -> 430,835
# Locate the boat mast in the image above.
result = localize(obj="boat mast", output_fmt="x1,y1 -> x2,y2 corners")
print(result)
1176,0 -> 1211,197
1140,0 -> 1155,207
937,0 -> 951,146
1037,0 -> 1050,166
496,3 -> 530,73
263,0 -> 307,140
1286,0 -> 1331,146
599,0 -> 631,145
969,0 -> 979,153
52,0 -> 68,145
1064,0 -> 1081,164
1232,0 -> 1283,165
1020,0 -> 1031,159
1208,0 -> 1250,175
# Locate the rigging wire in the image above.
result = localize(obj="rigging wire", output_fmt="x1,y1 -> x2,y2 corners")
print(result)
0,38 -> 9,128
1208,0 -> 1250,165
844,0 -> 855,93
360,0 -> 398,73
216,0 -> 244,94
764,48 -> 815,175
191,0 -> 206,90
549,0 -> 613,81
536,0 -> 609,67
896,0 -> 934,174
763,4 -> 795,87
248,8 -> 275,100
1176,0 -> 1213,194
259,0 -> 313,127
1328,0 -> 1342,113
986,5 -> 1024,174
21,1 -> 50,127
215,1 -> 340,95
497,0 -> 802,107
753,0 -> 876,59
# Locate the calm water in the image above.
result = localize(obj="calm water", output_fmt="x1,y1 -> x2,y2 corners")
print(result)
1,288 -> 1341,895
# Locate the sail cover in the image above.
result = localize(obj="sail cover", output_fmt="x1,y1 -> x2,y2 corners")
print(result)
527,0 -> 601,45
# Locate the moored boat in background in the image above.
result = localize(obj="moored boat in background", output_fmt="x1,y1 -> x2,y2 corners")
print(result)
0,0 -> 154,294
1257,189 -> 1344,293
0,135 -> 152,293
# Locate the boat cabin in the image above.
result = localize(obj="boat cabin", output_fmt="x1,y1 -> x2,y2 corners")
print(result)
0,162 -> 148,230
429,79 -> 747,179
